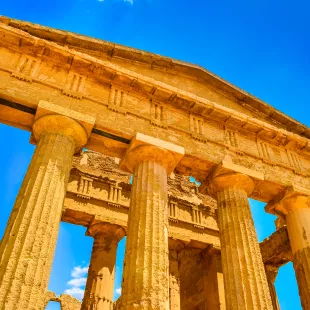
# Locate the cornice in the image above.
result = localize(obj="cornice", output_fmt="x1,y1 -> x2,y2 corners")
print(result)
1,15 -> 309,142
0,17 -> 310,155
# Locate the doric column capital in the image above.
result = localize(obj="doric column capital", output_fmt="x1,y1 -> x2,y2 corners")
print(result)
32,100 -> 95,152
266,185 -> 310,217
202,244 -> 221,258
201,156 -> 263,196
178,248 -> 201,264
168,238 -> 185,253
120,132 -> 184,174
86,221 -> 126,242
264,264 -> 279,283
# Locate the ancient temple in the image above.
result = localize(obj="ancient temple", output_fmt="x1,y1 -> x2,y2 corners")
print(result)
0,15 -> 309,310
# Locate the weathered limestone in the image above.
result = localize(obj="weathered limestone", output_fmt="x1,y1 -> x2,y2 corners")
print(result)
266,187 -> 310,310
44,292 -> 81,310
205,162 -> 273,309
168,239 -> 184,310
60,294 -> 82,310
119,133 -> 184,310
264,265 -> 280,310
202,246 -> 226,310
64,151 -> 219,247
0,102 -> 94,310
81,222 -> 125,310
1,16 -> 310,310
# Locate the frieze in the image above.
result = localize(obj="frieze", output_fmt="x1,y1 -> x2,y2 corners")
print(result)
1,21 -> 310,199
1,51 -> 310,175
150,101 -> 168,128
108,86 -> 128,115
1,22 -> 310,159
11,53 -> 40,82
64,151 -> 220,245
62,71 -> 85,99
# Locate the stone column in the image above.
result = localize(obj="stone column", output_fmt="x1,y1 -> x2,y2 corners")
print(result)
119,133 -> 184,310
264,265 -> 280,310
266,188 -> 310,309
0,101 -> 94,310
207,169 -> 273,309
81,222 -> 125,310
202,246 -> 226,310
168,239 -> 184,310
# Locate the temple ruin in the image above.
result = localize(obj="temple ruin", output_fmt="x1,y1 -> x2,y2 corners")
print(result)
0,15 -> 309,310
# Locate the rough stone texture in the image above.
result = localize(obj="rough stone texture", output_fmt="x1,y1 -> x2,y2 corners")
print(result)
168,239 -> 184,310
169,250 -> 181,310
44,292 -> 81,310
64,150 -> 219,248
260,225 -> 292,266
120,160 -> 169,310
202,247 -> 226,310
65,150 -> 225,310
179,249 -> 205,310
294,247 -> 310,310
1,17 -> 310,203
286,207 -> 310,310
266,190 -> 310,309
1,15 -> 310,310
43,291 -> 57,309
0,130 -> 76,310
60,294 -> 82,310
260,225 -> 292,310
208,168 -> 273,310
81,223 -> 125,310
264,265 -> 280,310
178,246 -> 226,310
0,100 -> 93,310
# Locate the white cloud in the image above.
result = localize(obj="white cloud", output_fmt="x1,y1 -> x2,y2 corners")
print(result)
115,287 -> 122,295
71,266 -> 88,278
67,277 -> 87,287
65,265 -> 89,300
64,287 -> 85,300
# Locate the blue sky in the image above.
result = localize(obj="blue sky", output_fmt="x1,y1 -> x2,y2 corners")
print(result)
0,0 -> 309,309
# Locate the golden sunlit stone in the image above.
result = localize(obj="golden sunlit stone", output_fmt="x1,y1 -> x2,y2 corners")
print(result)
0,15 -> 309,310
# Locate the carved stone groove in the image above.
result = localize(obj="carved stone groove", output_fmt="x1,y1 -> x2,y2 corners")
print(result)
217,186 -> 273,309
0,131 -> 76,310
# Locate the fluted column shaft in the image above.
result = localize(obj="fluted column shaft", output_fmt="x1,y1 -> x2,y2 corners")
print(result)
264,265 -> 280,310
0,105 -> 92,310
169,250 -> 181,310
0,132 -> 75,310
82,223 -> 125,310
286,206 -> 310,309
216,185 -> 272,309
203,248 -> 226,310
266,191 -> 310,309
119,133 -> 184,310
121,160 -> 169,309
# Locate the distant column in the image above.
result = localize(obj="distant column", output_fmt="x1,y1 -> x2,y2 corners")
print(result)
119,133 -> 184,310
202,246 -> 226,310
264,265 -> 280,310
0,101 -> 94,310
168,239 -> 184,310
81,222 -> 125,310
266,189 -> 310,309
208,171 -> 273,309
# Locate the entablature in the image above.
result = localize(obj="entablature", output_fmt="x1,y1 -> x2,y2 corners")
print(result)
2,16 -> 310,142
63,151 -> 220,248
1,20 -> 310,203
1,21 -> 310,153
260,226 -> 292,268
